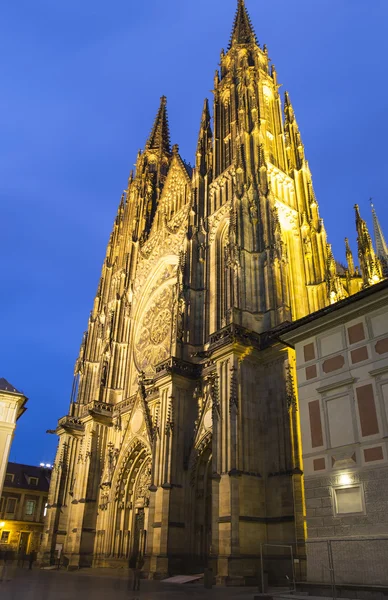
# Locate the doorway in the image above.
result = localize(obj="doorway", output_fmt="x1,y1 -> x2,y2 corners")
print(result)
18,532 -> 30,557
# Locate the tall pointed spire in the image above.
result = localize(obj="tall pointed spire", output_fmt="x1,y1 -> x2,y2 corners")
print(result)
371,200 -> 388,264
228,0 -> 258,49
146,96 -> 171,155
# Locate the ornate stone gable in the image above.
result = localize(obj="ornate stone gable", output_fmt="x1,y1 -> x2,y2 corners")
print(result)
134,206 -> 190,297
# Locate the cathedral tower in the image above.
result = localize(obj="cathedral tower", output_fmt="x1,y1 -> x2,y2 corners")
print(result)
41,0 -> 380,584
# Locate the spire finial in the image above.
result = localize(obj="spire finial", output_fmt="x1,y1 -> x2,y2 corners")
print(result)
228,0 -> 258,49
146,96 -> 171,155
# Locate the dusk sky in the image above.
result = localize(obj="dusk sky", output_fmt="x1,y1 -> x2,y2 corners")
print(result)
1,0 -> 387,466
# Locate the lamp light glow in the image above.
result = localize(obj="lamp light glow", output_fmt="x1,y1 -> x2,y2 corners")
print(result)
0,522 -> 5,528
339,473 -> 352,486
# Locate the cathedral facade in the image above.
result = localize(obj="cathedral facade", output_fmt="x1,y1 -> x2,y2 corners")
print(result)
41,0 -> 384,583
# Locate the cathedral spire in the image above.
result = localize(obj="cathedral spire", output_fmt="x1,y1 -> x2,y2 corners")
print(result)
228,0 -> 258,49
145,96 -> 171,155
196,99 -> 212,176
355,204 -> 382,286
371,200 -> 388,270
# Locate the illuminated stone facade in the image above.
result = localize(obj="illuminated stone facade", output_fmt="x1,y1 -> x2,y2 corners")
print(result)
40,0 -> 383,583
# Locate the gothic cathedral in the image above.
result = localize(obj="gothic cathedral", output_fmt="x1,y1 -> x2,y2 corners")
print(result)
41,0 -> 384,583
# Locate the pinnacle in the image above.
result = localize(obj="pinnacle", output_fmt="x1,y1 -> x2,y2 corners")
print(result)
371,200 -> 388,260
146,96 -> 171,155
199,99 -> 212,134
228,0 -> 258,49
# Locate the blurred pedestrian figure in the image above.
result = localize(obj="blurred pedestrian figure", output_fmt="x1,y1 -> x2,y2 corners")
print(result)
133,553 -> 144,591
128,552 -> 144,591
0,550 -> 5,582
28,550 -> 37,570
128,552 -> 137,591
1,550 -> 16,582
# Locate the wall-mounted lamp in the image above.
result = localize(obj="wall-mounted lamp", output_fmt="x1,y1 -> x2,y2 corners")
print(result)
0,522 -> 5,528
339,473 -> 352,486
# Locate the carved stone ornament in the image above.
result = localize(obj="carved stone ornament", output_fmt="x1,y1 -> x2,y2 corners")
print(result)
135,463 -> 152,508
134,284 -> 175,376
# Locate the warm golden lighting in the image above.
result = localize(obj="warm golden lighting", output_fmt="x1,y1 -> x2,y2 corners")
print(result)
0,521 -> 5,528
339,473 -> 352,486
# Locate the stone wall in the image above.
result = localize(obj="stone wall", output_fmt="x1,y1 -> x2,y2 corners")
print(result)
305,468 -> 388,585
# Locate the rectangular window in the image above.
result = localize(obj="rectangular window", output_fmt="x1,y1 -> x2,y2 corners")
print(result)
333,485 -> 364,516
0,531 -> 10,543
4,473 -> 14,484
25,500 -> 36,516
29,477 -> 38,486
6,498 -> 17,514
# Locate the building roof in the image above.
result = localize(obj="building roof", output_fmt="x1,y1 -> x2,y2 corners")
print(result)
4,462 -> 51,493
272,278 -> 388,343
0,378 -> 21,394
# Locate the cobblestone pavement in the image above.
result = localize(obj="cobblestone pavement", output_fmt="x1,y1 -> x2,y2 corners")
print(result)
0,567 -> 262,600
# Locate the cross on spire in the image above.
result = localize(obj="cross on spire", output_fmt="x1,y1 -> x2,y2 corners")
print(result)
228,0 -> 258,49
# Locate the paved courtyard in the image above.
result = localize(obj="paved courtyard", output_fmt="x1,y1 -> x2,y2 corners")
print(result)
0,567 -> 264,600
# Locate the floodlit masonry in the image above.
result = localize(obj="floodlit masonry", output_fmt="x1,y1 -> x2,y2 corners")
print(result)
40,0 -> 386,585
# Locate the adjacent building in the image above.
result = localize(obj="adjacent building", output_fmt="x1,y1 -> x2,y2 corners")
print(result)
0,463 -> 51,556
278,278 -> 388,586
0,379 -> 27,498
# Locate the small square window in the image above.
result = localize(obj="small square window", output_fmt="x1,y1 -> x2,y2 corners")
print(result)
4,473 -> 14,484
6,498 -> 17,514
25,500 -> 36,516
333,485 -> 365,516
29,477 -> 38,486
1,531 -> 10,543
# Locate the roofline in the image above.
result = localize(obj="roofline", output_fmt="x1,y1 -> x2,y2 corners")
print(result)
0,388 -> 27,400
7,461 -> 52,470
271,278 -> 388,343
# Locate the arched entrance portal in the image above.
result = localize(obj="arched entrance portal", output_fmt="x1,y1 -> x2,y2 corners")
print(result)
99,441 -> 152,562
192,436 -> 212,568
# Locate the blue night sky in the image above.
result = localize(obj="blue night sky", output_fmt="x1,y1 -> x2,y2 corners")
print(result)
1,0 -> 387,466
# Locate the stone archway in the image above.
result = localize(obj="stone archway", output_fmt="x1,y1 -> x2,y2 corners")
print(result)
113,443 -> 152,560
96,439 -> 152,563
